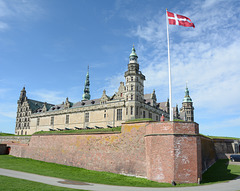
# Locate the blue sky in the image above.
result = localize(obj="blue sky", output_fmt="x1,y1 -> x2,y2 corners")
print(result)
0,0 -> 240,137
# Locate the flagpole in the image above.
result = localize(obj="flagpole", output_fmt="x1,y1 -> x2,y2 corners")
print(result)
166,9 -> 173,121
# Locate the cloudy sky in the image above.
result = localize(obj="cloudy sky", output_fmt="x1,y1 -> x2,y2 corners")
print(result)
0,0 -> 239,137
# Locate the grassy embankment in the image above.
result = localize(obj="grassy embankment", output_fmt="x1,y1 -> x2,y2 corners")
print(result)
0,133 -> 15,136
0,155 -> 171,188
1,155 -> 240,189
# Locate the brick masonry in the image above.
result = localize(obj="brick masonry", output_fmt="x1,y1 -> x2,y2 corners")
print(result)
145,122 -> 201,183
9,121 -> 202,183
201,136 -> 217,172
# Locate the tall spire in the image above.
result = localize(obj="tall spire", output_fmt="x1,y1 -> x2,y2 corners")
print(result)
82,66 -> 91,100
183,83 -> 192,103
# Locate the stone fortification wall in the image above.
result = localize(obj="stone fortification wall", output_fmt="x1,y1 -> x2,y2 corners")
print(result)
200,136 -> 216,172
10,122 -> 148,177
9,122 -> 201,183
145,122 -> 201,183
213,139 -> 237,159
0,136 -> 31,145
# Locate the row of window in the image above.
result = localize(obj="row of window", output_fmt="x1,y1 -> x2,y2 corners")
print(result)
35,108 -> 162,126
186,110 -> 193,114
126,76 -> 139,82
17,112 -> 31,117
17,130 -> 28,135
16,122 -> 30,129
18,106 -> 29,112
126,84 -> 140,91
17,118 -> 30,122
126,94 -> 141,101
186,117 -> 193,121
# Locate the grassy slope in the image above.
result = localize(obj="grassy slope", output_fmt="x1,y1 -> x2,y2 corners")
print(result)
202,159 -> 240,184
0,175 -> 85,191
1,155 -> 240,187
0,155 -> 171,187
0,133 -> 15,136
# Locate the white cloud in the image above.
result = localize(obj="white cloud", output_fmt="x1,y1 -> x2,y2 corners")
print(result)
0,103 -> 17,119
0,0 -> 43,32
0,21 -> 9,31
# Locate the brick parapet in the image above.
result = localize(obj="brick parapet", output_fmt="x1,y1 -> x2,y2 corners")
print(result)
145,122 -> 199,135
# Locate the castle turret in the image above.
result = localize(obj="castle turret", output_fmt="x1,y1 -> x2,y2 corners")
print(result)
180,84 -> 194,122
82,66 -> 91,101
18,87 -> 27,104
124,45 -> 145,119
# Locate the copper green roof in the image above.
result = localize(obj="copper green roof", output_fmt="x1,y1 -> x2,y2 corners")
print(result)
183,87 -> 192,103
82,66 -> 90,100
129,45 -> 138,58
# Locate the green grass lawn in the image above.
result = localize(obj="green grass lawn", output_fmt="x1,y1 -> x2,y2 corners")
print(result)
201,159 -> 240,184
0,155 -> 239,188
0,155 -> 171,187
33,126 -> 121,135
0,175 -> 86,191
0,133 -> 15,136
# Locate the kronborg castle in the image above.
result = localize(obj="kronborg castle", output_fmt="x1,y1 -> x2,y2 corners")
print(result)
8,46 -> 238,185
15,46 -> 194,135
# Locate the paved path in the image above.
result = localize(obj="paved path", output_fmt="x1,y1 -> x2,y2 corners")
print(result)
0,168 -> 240,191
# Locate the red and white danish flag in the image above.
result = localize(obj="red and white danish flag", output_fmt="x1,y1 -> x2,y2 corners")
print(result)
167,11 -> 195,28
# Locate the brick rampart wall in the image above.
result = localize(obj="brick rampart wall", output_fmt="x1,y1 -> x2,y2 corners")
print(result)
145,122 -> 201,183
9,122 -> 202,183
10,122 -> 149,177
200,136 -> 216,172
213,139 -> 235,159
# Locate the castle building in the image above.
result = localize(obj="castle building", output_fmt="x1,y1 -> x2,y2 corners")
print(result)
15,46 -> 194,135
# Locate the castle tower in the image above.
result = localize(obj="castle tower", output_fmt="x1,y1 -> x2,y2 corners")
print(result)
124,45 -> 145,119
18,86 -> 26,104
180,85 -> 194,122
82,66 -> 91,101
16,87 -> 31,135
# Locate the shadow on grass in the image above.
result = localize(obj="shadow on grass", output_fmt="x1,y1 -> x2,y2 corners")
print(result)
201,159 -> 240,184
